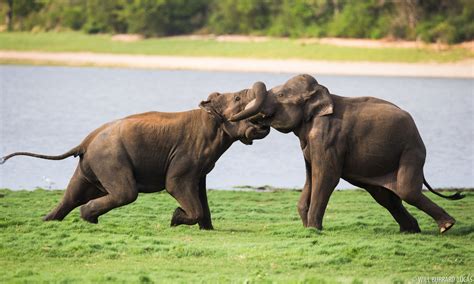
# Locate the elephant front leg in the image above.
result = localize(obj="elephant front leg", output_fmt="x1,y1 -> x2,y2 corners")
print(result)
297,160 -> 312,227
198,176 -> 214,230
306,154 -> 342,230
167,177 -> 204,227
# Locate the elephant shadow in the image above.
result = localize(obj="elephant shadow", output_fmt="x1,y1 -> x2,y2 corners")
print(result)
441,224 -> 474,236
411,224 -> 474,236
216,228 -> 255,233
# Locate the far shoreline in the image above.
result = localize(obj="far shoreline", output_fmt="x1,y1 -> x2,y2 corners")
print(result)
1,50 -> 473,78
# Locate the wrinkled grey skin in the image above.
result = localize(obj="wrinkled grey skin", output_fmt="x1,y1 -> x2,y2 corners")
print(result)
240,74 -> 462,234
1,82 -> 270,229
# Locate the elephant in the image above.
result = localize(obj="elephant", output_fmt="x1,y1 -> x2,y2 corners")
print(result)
0,82 -> 270,229
232,74 -> 463,234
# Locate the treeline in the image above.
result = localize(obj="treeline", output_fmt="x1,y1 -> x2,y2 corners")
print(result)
1,0 -> 473,43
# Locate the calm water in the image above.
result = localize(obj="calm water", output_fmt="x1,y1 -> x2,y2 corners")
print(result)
0,65 -> 473,190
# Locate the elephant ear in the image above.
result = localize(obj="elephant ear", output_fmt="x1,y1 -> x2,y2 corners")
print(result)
303,84 -> 334,121
199,92 -> 225,122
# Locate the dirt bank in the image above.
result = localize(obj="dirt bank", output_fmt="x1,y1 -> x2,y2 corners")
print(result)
0,50 -> 472,78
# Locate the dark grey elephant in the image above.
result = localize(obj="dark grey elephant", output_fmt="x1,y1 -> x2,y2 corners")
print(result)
232,74 -> 463,233
1,82 -> 270,229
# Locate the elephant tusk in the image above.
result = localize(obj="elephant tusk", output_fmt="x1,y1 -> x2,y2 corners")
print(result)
230,81 -> 267,122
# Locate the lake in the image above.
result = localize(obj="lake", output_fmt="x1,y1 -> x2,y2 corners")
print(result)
0,65 -> 473,190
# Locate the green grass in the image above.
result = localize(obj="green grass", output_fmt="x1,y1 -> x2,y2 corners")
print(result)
0,32 -> 472,63
1,189 -> 472,283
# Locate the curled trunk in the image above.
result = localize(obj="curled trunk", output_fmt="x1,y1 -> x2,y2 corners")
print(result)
230,81 -> 267,121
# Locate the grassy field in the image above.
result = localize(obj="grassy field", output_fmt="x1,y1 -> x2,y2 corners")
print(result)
0,189 -> 472,283
0,32 -> 472,63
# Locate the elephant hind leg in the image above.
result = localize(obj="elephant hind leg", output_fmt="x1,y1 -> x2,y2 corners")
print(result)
396,152 -> 456,233
79,167 -> 138,224
400,191 -> 456,234
44,167 -> 104,221
364,185 -> 420,233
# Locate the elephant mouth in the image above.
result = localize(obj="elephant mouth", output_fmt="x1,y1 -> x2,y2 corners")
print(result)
241,122 -> 270,145
249,112 -> 274,128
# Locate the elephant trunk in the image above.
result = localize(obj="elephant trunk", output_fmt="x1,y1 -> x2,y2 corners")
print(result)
230,81 -> 267,122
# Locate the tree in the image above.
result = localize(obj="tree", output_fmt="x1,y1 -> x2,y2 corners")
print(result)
5,0 -> 13,31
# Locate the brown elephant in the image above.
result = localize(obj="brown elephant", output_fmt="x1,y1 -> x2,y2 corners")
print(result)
1,82 -> 270,229
232,74 -> 463,234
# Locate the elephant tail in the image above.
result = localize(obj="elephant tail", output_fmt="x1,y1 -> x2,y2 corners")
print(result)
423,178 -> 465,200
0,146 -> 82,165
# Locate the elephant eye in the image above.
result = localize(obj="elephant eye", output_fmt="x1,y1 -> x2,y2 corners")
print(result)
234,96 -> 241,101
277,93 -> 284,97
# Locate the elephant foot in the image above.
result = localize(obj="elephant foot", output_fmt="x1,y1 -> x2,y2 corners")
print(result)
399,226 -> 421,234
299,218 -> 308,227
170,207 -> 204,227
439,220 -> 455,234
80,206 -> 98,224
43,213 -> 63,222
199,222 -> 214,230
297,208 -> 308,227
306,223 -> 323,231
399,218 -> 421,233
306,216 -> 323,230
170,207 -> 185,227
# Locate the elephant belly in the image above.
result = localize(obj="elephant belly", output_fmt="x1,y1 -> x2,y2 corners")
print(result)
341,109 -> 414,190
342,138 -> 404,191
137,182 -> 166,193
343,171 -> 398,191
133,166 -> 167,193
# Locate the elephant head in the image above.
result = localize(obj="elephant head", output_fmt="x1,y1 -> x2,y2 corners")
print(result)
199,81 -> 271,145
230,74 -> 334,133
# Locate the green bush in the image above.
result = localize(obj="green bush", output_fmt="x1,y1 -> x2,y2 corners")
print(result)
207,0 -> 272,35
1,0 -> 472,43
430,21 -> 457,44
81,0 -> 119,34
63,6 -> 86,30
267,0 -> 331,38
327,0 -> 388,39
114,0 -> 208,36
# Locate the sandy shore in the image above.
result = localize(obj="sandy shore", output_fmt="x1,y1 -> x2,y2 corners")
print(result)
1,50 -> 473,78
